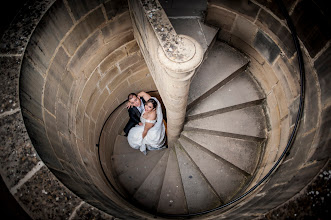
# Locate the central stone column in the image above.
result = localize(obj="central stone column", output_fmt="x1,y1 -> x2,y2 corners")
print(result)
128,0 -> 203,147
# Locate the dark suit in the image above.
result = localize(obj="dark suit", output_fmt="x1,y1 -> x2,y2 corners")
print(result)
123,98 -> 145,136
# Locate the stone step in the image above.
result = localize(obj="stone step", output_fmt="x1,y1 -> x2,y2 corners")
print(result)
188,41 -> 249,107
115,150 -> 166,195
169,18 -> 219,53
184,105 -> 267,140
113,135 -> 138,155
175,142 -> 221,213
179,137 -> 248,203
187,71 -> 265,117
182,130 -> 262,175
157,148 -> 188,215
133,150 -> 170,211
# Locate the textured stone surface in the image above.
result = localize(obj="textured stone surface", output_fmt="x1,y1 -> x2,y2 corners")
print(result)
73,202 -> 114,219
253,30 -> 281,64
314,45 -> 331,106
206,5 -> 236,31
188,41 -> 248,105
66,0 -> 105,21
257,9 -> 295,58
179,136 -> 247,202
16,166 -> 81,219
19,58 -> 44,121
157,148 -> 188,214
0,56 -> 22,113
22,110 -> 64,171
185,105 -> 267,139
209,0 -> 260,21
175,143 -> 221,213
291,0 -> 331,58
0,112 -> 40,188
187,71 -> 264,117
0,0 -> 55,55
63,7 -> 105,56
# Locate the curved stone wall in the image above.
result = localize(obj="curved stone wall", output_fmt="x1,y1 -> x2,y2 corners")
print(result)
0,0 -> 330,219
204,0 -> 330,218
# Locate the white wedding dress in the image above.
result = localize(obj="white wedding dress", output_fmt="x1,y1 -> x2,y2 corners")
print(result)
127,97 -> 166,154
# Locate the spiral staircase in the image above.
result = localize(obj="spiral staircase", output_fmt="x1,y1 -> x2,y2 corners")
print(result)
109,19 -> 268,215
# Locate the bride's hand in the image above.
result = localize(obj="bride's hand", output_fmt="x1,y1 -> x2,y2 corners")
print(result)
138,122 -> 143,126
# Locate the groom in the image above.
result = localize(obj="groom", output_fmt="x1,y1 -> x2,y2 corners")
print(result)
123,93 -> 146,136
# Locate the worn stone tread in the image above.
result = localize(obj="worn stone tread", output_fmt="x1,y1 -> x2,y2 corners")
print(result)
187,71 -> 265,116
179,137 -> 248,202
175,142 -> 221,213
184,105 -> 267,139
116,150 -> 166,195
182,130 -> 261,175
188,41 -> 249,105
157,148 -> 188,215
133,150 -> 170,210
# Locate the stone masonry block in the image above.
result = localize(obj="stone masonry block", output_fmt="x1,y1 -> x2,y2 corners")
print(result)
206,5 -> 236,31
83,114 -> 90,144
58,71 -> 74,106
275,56 -> 300,98
209,0 -> 260,21
98,66 -> 120,89
63,7 -> 105,56
25,0 -> 73,74
309,105 -> 331,161
68,30 -> 103,77
20,90 -> 44,123
75,100 -> 86,139
81,70 -> 101,105
314,45 -> 331,106
273,82 -> 289,119
22,110 -> 63,171
56,101 -> 69,138
101,11 -> 132,43
291,0 -> 331,58
86,89 -> 101,117
253,30 -> 281,64
0,112 -> 40,188
125,40 -> 140,55
0,56 -> 21,113
99,48 -> 125,75
254,0 -> 296,21
83,31 -> 134,80
67,0 -> 105,21
91,89 -> 109,121
256,9 -> 295,58
230,35 -> 265,64
107,69 -> 132,93
273,61 -> 293,103
103,0 -> 128,20
44,110 -> 68,162
127,65 -> 149,85
232,15 -> 257,45
118,51 -> 142,71
20,59 -> 44,120
16,166 -> 81,219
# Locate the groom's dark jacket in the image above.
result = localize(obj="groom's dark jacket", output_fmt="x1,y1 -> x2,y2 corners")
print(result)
123,98 -> 146,135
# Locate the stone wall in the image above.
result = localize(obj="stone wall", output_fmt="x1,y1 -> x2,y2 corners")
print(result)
204,0 -> 330,218
1,0 -> 156,219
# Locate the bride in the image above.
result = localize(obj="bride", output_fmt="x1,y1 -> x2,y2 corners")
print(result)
127,92 -> 166,155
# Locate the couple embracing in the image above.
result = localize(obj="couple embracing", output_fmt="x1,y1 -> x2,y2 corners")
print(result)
123,91 -> 166,155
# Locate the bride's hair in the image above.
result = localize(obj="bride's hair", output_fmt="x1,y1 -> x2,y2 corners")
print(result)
146,98 -> 157,109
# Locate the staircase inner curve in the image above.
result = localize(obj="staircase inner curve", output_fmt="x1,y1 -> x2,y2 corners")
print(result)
102,18 -> 269,215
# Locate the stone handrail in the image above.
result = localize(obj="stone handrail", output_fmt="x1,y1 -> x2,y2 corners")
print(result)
128,0 -> 203,147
